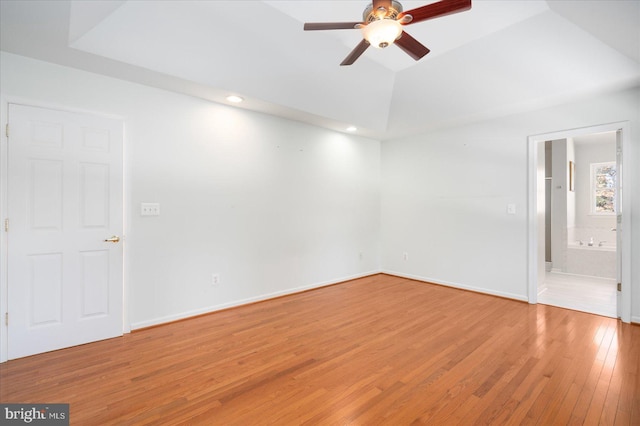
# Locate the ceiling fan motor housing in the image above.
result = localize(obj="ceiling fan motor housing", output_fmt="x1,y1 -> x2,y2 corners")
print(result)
363,0 -> 404,22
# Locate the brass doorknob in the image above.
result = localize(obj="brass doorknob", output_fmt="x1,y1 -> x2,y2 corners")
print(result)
104,236 -> 120,243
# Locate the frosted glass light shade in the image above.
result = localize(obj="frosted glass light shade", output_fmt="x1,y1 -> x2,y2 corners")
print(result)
362,19 -> 402,49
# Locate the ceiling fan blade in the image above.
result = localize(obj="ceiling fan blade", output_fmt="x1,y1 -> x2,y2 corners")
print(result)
304,22 -> 362,31
340,39 -> 370,66
395,31 -> 430,61
398,0 -> 471,25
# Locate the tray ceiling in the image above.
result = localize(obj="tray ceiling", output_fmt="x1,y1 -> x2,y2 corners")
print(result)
1,0 -> 639,140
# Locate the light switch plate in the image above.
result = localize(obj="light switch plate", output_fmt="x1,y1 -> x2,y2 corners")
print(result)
141,203 -> 160,216
507,203 -> 516,215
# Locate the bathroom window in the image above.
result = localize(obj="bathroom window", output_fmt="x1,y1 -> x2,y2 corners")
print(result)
590,161 -> 616,215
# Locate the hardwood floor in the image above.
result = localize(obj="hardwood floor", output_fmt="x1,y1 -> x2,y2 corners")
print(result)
1,274 -> 638,425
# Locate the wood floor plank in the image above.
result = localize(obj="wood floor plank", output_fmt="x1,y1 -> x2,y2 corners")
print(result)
1,274 -> 639,425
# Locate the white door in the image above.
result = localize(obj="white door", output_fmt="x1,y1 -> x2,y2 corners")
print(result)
7,104 -> 123,359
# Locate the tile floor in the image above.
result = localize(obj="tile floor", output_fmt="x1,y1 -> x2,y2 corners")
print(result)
538,271 -> 617,318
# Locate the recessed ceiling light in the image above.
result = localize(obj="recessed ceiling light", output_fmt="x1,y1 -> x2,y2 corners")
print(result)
226,95 -> 244,103
346,126 -> 357,132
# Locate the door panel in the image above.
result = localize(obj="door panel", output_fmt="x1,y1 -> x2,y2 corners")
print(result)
29,253 -> 63,326
80,163 -> 110,227
7,104 -> 123,359
29,159 -> 64,230
80,250 -> 110,317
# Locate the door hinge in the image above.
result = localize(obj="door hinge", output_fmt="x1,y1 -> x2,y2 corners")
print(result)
617,283 -> 622,292
4,218 -> 8,232
5,123 -> 8,138
4,312 -> 7,326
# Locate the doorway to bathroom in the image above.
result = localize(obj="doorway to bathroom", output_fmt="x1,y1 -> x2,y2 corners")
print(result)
540,133 -> 617,317
527,122 -> 631,322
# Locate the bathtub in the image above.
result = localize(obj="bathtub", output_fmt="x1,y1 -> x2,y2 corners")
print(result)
565,241 -> 616,278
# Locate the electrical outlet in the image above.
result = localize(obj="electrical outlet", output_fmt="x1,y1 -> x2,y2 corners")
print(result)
141,203 -> 160,216
212,273 -> 220,287
403,252 -> 409,261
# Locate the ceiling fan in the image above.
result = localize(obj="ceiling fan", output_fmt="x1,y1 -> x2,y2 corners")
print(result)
304,0 -> 471,66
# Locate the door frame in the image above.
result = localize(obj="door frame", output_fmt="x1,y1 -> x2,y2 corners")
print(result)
0,97 -> 129,362
527,121 -> 631,323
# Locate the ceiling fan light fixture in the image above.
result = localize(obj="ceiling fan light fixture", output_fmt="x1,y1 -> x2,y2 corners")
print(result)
362,18 -> 402,49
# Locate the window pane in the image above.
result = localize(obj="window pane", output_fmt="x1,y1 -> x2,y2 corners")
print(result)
593,163 -> 616,213
595,190 -> 614,213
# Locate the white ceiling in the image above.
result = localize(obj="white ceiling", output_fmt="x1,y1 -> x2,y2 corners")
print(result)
1,0 -> 639,140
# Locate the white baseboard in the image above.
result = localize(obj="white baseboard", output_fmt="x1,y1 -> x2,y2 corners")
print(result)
130,270 -> 380,330
632,316 -> 640,325
381,270 -> 529,302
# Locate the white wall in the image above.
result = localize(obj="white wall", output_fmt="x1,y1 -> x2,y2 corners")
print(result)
381,87 -> 639,321
380,125 -> 527,300
551,139 -> 568,272
0,52 -> 381,333
549,137 -> 577,272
